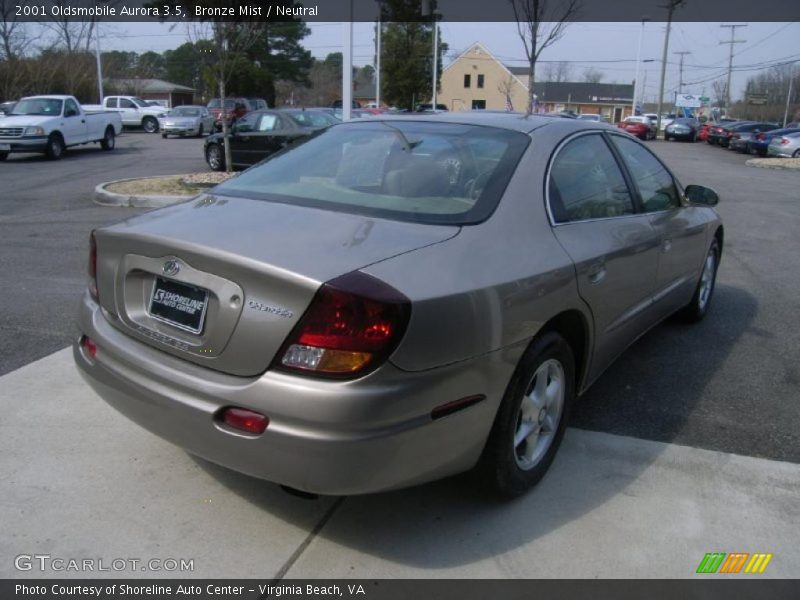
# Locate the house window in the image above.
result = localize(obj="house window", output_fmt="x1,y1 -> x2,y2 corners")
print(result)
477,74 -> 484,88
472,100 -> 486,110
464,74 -> 471,88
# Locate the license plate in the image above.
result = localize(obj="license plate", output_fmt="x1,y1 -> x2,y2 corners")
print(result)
149,277 -> 208,334
0,143 -> 10,151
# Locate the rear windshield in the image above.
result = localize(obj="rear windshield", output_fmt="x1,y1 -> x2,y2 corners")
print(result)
212,121 -> 530,225
171,107 -> 201,117
286,111 -> 338,128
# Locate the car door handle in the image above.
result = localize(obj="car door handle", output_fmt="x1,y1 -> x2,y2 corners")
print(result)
662,238 -> 672,253
587,261 -> 607,284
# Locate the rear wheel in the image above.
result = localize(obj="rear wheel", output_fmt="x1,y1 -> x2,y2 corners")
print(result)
0,152 -> 7,161
678,239 -> 720,323
793,149 -> 800,158
142,117 -> 158,134
478,332 -> 575,497
206,144 -> 224,171
161,132 -> 167,139
45,133 -> 64,160
100,127 -> 115,151
197,124 -> 204,138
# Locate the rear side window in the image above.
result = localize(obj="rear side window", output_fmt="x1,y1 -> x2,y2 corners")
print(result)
610,136 -> 681,212
548,134 -> 634,223
212,121 -> 530,225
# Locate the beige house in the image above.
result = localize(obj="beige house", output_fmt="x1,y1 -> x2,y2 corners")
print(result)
439,43 -> 529,112
439,42 -> 634,122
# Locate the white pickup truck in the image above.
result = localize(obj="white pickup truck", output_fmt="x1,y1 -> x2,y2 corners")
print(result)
0,95 -> 122,161
84,95 -> 168,133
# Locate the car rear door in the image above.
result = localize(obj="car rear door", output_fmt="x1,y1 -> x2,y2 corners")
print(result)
608,134 -> 709,319
547,132 -> 660,382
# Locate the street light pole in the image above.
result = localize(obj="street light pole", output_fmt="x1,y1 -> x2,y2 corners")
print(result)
632,18 -> 649,116
656,0 -> 683,134
94,24 -> 104,104
342,1 -> 353,121
432,15 -> 438,109
376,21 -> 381,108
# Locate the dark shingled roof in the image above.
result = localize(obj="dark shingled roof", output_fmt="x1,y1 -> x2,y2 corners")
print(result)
502,71 -> 634,103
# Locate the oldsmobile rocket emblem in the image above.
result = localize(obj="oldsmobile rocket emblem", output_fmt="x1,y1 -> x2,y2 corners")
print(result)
162,259 -> 181,277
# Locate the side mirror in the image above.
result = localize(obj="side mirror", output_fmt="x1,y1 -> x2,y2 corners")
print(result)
685,184 -> 719,207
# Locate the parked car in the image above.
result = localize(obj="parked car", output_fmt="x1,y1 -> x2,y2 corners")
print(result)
247,98 -> 269,111
0,95 -> 122,161
207,97 -> 252,131
707,121 -> 751,147
204,108 -> 334,171
617,116 -> 656,140
158,105 -> 215,138
767,131 -> 800,158
664,117 -> 701,142
331,99 -> 361,109
83,95 -> 168,133
75,113 -> 723,497
658,113 -> 677,131
0,101 -> 15,115
577,114 -> 607,122
416,103 -> 449,112
698,122 -> 711,142
746,127 -> 800,157
727,122 -> 779,152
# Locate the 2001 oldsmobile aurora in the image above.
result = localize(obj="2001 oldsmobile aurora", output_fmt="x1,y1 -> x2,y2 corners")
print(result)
74,113 -> 723,497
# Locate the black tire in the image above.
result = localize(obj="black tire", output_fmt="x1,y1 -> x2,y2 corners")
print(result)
0,152 -> 8,161
206,144 -> 224,171
678,239 -> 720,323
691,132 -> 697,142
197,124 -> 204,138
793,149 -> 800,158
161,132 -> 168,139
100,127 -> 115,151
478,331 -> 575,497
142,117 -> 158,134
45,133 -> 64,160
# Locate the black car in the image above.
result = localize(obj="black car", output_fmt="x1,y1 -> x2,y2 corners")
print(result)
707,121 -> 752,147
204,109 -> 337,171
664,117 -> 701,142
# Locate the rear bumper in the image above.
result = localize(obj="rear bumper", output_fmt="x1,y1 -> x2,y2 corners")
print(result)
0,136 -> 47,153
162,126 -> 197,136
767,147 -> 794,158
74,293 -> 516,495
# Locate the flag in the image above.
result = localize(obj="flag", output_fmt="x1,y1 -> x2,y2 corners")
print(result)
505,93 -> 514,112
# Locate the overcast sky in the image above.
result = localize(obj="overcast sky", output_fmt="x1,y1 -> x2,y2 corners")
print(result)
94,20 -> 800,101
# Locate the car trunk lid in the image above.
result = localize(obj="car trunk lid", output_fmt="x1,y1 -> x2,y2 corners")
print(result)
94,194 -> 458,376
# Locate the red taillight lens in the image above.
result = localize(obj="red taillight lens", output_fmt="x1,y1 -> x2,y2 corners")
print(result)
88,231 -> 98,299
756,133 -> 766,141
221,407 -> 269,435
275,272 -> 410,378
780,137 -> 790,145
80,335 -> 97,359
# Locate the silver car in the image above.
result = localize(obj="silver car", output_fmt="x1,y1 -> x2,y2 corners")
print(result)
74,113 -> 723,497
767,131 -> 800,158
159,105 -> 215,138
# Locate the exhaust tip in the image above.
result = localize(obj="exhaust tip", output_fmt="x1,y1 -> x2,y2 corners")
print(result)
280,485 -> 319,500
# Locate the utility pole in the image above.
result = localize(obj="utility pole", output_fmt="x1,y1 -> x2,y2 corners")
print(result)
720,24 -> 747,116
673,50 -> 691,114
94,24 -> 104,104
784,70 -> 795,128
632,18 -> 650,116
656,0 -> 684,134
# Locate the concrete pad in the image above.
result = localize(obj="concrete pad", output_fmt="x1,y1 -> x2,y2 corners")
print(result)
0,348 -> 335,579
2,349 -> 798,580
285,431 -> 800,578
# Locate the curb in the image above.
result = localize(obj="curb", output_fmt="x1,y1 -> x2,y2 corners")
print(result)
93,176 -> 196,208
745,158 -> 800,171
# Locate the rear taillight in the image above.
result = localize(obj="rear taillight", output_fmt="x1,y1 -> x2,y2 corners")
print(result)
756,133 -> 766,141
88,231 -> 98,299
275,272 -> 410,378
221,407 -> 269,435
780,137 -> 790,145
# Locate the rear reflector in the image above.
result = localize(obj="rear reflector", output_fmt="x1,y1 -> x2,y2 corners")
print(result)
88,231 -> 98,300
221,407 -> 269,435
431,395 -> 486,420
80,335 -> 97,359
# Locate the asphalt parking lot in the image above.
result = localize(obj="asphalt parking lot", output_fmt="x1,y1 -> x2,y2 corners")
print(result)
1,128 -> 799,579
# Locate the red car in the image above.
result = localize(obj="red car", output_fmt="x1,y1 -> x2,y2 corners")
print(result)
698,123 -> 711,142
206,97 -> 252,131
617,116 -> 656,140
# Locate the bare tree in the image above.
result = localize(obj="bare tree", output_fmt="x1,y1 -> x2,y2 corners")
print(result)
582,67 -> 604,83
509,0 -> 581,114
188,21 -> 262,173
711,78 -> 728,109
0,0 -> 28,60
542,61 -> 572,83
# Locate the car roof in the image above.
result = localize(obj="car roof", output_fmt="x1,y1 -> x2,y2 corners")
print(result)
351,110 -> 606,134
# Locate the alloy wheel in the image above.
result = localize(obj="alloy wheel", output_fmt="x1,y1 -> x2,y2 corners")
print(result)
514,359 -> 565,471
